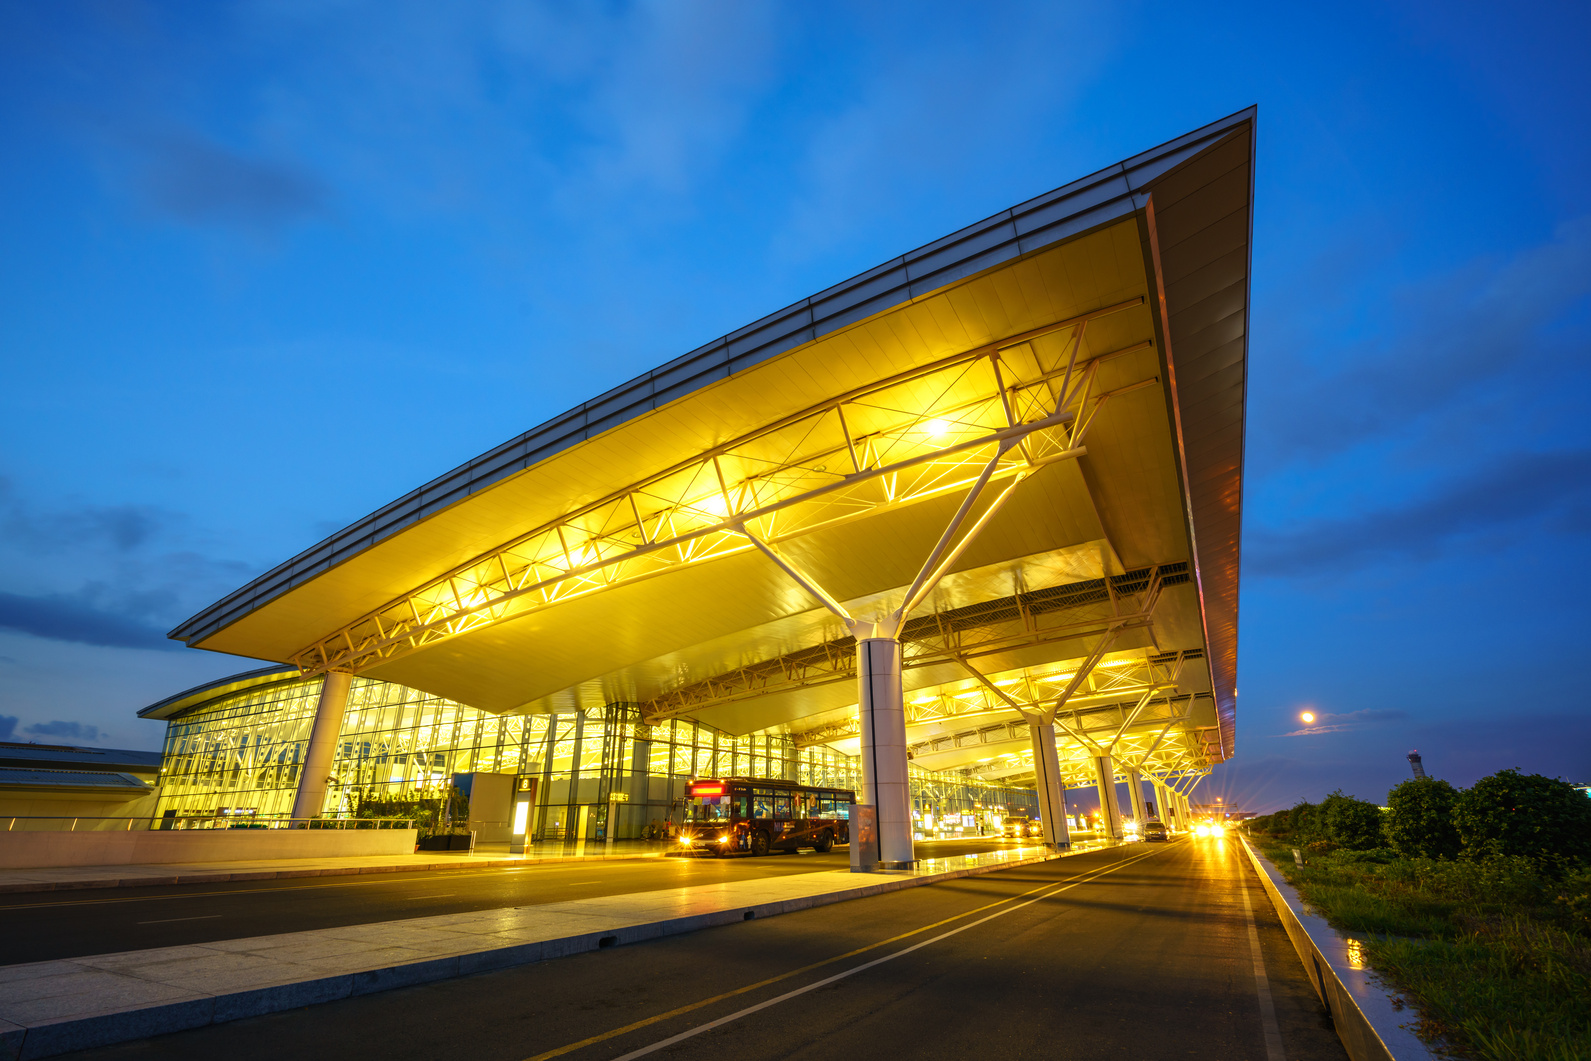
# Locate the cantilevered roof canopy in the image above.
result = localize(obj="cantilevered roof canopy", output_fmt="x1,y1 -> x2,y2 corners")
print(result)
172,109 -> 1253,780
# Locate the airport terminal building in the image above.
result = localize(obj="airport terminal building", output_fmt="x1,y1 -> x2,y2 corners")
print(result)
134,111 -> 1253,861
138,668 -> 1040,841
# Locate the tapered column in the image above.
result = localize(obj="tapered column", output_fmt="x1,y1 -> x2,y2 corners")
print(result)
1126,767 -> 1149,826
857,637 -> 914,867
1093,754 -> 1123,839
1153,780 -> 1169,823
291,671 -> 352,822
1029,722 -> 1069,849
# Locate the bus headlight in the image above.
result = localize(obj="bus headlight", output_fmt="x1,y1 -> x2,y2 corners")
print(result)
679,834 -> 693,845
719,835 -> 729,845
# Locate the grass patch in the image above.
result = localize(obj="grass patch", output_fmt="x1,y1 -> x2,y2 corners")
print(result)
1253,838 -> 1591,1060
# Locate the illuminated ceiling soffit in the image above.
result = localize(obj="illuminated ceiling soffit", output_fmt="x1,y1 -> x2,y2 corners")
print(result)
289,296 -> 1154,680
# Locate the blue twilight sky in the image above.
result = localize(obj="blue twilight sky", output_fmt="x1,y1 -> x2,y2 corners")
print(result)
1,1 -> 1587,812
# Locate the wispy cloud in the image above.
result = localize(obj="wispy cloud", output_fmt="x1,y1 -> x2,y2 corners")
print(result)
0,478 -> 166,553
1281,708 -> 1407,737
0,480 -> 258,651
1256,217 -> 1591,467
23,719 -> 100,742
772,6 -> 1114,265
0,591 -> 181,651
131,129 -> 328,231
1249,449 -> 1591,576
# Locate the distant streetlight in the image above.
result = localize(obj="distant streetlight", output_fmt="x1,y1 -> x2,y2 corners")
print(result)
1300,711 -> 1316,724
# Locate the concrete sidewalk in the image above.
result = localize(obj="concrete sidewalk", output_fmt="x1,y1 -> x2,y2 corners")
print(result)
0,842 -> 673,895
0,843 -> 1069,1060
0,836 -> 1039,895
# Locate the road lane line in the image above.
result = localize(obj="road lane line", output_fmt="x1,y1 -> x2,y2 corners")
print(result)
524,846 -> 1165,1061
1237,858 -> 1287,1061
404,894 -> 457,900
135,915 -> 224,925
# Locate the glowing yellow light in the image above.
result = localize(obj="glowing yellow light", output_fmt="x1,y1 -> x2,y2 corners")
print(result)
922,418 -> 951,437
695,493 -> 729,517
1300,711 -> 1316,724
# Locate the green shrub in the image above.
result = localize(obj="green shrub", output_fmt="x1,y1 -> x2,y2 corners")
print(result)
1385,777 -> 1463,859
1287,799 -> 1322,841
1249,809 -> 1292,836
1454,769 -> 1591,866
1555,866 -> 1591,932
1322,789 -> 1386,850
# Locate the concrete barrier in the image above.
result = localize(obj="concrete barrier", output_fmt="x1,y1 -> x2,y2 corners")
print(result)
0,829 -> 418,869
1239,836 -> 1437,1061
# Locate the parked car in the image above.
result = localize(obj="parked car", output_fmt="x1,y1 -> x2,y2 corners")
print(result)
1141,820 -> 1170,842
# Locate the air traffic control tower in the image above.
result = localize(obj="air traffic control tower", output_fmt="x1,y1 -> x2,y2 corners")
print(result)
166,110 -> 1253,868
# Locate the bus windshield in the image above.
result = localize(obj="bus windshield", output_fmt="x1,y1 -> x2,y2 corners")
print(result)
688,795 -> 730,821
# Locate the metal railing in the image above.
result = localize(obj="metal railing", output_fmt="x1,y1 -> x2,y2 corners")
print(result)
3,815 -> 418,833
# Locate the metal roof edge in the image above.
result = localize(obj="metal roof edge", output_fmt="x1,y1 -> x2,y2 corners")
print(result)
1135,107 -> 1255,763
137,664 -> 307,722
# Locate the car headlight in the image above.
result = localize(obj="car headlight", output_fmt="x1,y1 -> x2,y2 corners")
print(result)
719,835 -> 729,845
679,835 -> 693,845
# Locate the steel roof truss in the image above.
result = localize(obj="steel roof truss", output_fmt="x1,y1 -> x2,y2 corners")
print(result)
291,300 -> 1151,677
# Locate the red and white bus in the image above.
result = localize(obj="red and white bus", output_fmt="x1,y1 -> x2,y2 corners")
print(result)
678,777 -> 853,857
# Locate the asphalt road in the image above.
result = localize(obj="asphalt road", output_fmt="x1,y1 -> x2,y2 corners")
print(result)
58,837 -> 1348,1061
0,838 -> 1013,964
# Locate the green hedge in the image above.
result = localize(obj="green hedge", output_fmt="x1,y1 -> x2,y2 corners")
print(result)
1454,769 -> 1591,866
1252,770 -> 1591,870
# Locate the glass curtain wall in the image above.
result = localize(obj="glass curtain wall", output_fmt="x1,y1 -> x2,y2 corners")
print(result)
155,676 -> 1036,839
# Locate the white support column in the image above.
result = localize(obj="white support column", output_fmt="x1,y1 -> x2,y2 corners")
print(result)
291,670 -> 352,822
1126,767 -> 1149,827
1093,754 -> 1123,839
857,637 -> 914,867
1029,721 -> 1070,849
1152,780 -> 1169,823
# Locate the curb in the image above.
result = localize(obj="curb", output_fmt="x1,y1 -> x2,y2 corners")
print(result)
1238,836 -> 1437,1061
0,852 -> 668,895
0,849 -> 1064,1059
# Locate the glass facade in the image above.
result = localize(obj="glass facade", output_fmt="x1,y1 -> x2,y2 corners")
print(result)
155,674 -> 1036,839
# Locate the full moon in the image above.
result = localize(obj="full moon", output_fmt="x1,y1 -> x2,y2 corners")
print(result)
1300,711 -> 1316,724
